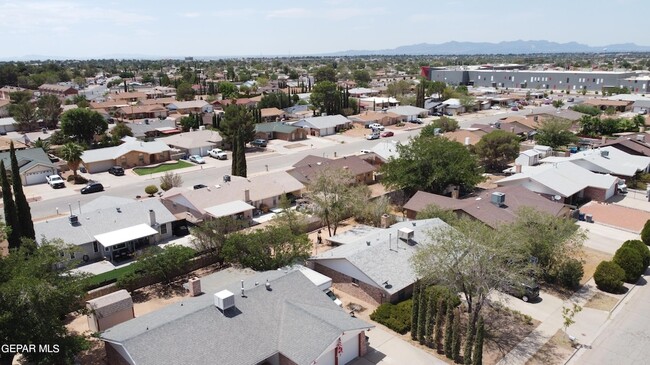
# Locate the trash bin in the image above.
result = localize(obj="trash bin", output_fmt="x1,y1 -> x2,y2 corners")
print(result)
578,212 -> 585,221
585,214 -> 593,223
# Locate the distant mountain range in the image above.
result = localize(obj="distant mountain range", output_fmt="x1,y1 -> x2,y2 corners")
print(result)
320,40 -> 650,56
4,40 -> 650,61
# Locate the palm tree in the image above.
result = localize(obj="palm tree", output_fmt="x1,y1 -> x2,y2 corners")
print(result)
60,142 -> 84,178
33,138 -> 51,154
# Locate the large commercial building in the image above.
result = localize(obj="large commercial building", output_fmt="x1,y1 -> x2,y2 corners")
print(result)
421,66 -> 650,93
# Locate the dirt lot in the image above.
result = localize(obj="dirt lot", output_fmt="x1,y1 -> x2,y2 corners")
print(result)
580,247 -> 613,286
525,330 -> 574,365
583,292 -> 619,311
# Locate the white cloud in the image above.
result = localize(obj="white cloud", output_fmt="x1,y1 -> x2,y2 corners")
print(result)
183,12 -> 201,18
266,8 -> 312,19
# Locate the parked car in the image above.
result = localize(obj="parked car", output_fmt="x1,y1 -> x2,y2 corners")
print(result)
444,111 -> 453,116
432,111 -> 443,116
46,175 -> 65,189
410,118 -> 423,124
108,166 -> 125,176
189,155 -> 205,164
81,181 -> 104,194
369,123 -> 384,131
251,139 -> 267,147
511,106 -> 519,111
490,105 -> 501,110
567,97 -> 575,102
381,131 -> 394,137
208,148 -> 227,160
366,133 -> 380,140
505,282 -> 540,302
617,180 -> 628,194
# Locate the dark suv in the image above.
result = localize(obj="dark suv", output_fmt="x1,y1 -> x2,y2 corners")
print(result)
108,166 -> 125,176
251,139 -> 267,147
505,282 -> 540,302
81,181 -> 104,194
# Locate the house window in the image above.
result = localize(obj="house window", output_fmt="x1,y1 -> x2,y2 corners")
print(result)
138,154 -> 144,163
160,224 -> 167,234
352,278 -> 360,286
105,246 -> 110,252
70,252 -> 76,259
93,241 -> 98,253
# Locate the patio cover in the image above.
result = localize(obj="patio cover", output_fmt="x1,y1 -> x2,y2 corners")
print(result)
204,200 -> 255,219
94,224 -> 158,248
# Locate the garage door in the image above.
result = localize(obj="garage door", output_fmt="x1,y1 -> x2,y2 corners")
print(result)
87,160 -> 115,173
340,336 -> 359,365
25,169 -> 52,185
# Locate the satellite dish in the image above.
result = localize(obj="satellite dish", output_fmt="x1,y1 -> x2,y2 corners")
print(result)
553,195 -> 561,201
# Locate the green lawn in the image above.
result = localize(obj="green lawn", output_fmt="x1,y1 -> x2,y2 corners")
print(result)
83,264 -> 139,289
133,160 -> 193,175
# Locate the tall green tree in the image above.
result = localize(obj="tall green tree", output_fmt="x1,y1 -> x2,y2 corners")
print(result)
452,308 -> 462,363
352,69 -> 371,87
10,142 -> 34,240
9,101 -> 38,132
60,142 -> 85,178
235,127 -> 247,177
424,291 -> 436,347
534,117 -> 578,149
176,81 -> 195,101
60,108 -> 108,144
411,280 -> 420,341
463,312 -> 476,365
417,285 -> 428,344
444,301 -> 454,359
380,135 -> 484,195
0,161 -> 19,249
314,66 -> 337,83
472,130 -> 521,172
433,298 -> 446,350
0,241 -> 90,365
309,81 -> 339,115
37,94 -> 63,129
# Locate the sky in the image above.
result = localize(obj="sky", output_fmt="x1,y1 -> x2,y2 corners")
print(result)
0,0 -> 648,59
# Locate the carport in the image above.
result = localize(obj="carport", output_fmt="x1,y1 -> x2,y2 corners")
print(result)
94,224 -> 158,261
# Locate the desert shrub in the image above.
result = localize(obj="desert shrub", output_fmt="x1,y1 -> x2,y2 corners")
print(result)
620,240 -> 650,268
144,185 -> 159,196
370,299 -> 413,334
67,175 -> 88,184
642,220 -> 650,246
613,246 -> 645,282
557,258 -> 584,289
594,260 -> 626,293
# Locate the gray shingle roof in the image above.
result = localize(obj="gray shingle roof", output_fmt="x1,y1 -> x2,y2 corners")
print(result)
34,197 -> 176,246
294,115 -> 349,129
0,148 -> 56,173
100,270 -> 372,365
312,219 -> 449,295
255,122 -> 299,134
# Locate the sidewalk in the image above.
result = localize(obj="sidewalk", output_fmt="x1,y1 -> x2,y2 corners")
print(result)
496,279 -> 602,365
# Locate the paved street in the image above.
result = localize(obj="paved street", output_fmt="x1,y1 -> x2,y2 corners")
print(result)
572,274 -> 650,365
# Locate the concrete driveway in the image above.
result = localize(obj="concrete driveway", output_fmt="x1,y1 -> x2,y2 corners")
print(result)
578,221 -> 639,255
348,327 -> 446,365
489,289 -> 565,322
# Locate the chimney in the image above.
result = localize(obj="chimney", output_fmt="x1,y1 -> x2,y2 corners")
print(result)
464,136 -> 471,146
451,186 -> 460,199
188,278 -> 201,297
149,209 -> 156,226
244,189 -> 250,202
601,136 -> 607,144
241,280 -> 245,297
515,164 -> 522,173
510,126 -> 515,133
380,214 -> 391,228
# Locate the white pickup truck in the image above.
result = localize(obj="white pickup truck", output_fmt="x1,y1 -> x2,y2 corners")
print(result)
46,174 -> 65,189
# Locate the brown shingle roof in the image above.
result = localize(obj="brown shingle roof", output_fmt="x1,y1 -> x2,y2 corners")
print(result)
404,185 -> 567,228
442,129 -> 486,146
288,155 -> 376,184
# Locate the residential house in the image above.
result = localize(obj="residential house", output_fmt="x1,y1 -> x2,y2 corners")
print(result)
583,99 -> 633,112
310,219 -> 449,306
0,117 -> 16,134
0,99 -> 10,117
403,185 -> 569,226
81,139 -> 172,173
348,87 -> 380,97
598,135 -> 650,157
211,98 -> 257,110
107,92 -> 148,103
289,155 -> 376,185
348,111 -> 400,127
359,140 -> 402,167
388,105 -> 429,122
128,119 -> 180,140
442,128 -> 487,146
0,86 -> 28,100
515,149 -> 542,167
0,137 -> 27,152
284,104 -> 313,119
161,171 -> 304,223
540,146 -> 650,181
115,105 -> 168,120
34,196 -> 176,263
0,148 -> 58,185
100,269 -> 372,365
358,97 -> 399,111
254,122 -> 307,141
157,129 -> 223,157
528,109 -> 586,125
496,162 -> 619,203
632,99 -> 650,114
167,100 -> 213,115
294,115 -> 351,137
90,100 -> 131,115
139,97 -> 177,106
260,107 -> 286,122
442,98 -> 464,115
38,84 -> 78,98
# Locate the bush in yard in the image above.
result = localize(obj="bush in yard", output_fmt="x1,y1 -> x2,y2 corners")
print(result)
594,260 -> 626,293
620,239 -> 650,268
613,246 -> 645,282
642,220 -> 650,246
370,299 -> 412,334
145,185 -> 159,197
557,258 -> 584,289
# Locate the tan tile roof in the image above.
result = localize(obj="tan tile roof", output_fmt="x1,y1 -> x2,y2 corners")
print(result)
583,99 -> 632,107
109,92 -> 147,100
442,129 -> 486,146
260,107 -> 285,118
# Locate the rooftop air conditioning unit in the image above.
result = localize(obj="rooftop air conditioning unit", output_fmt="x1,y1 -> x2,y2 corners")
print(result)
214,290 -> 235,312
600,150 -> 609,158
223,175 -> 231,182
69,215 -> 79,225
491,192 -> 506,207
398,227 -> 414,241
